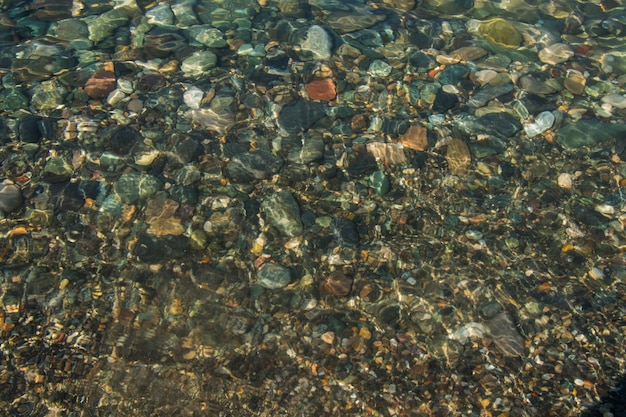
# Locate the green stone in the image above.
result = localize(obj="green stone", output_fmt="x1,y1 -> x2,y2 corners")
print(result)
115,172 -> 163,204
369,171 -> 390,196
555,120 -> 626,149
479,18 -> 522,49
44,157 -> 73,177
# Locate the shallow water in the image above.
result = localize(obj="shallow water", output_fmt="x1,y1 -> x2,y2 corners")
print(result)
0,0 -> 625,416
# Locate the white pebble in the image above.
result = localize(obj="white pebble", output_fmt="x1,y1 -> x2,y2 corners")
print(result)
557,173 -> 572,190
183,86 -> 204,110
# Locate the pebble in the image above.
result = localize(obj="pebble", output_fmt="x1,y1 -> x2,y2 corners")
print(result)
190,96 -> 236,134
85,70 -> 117,99
524,111 -> 555,137
257,262 -> 292,289
183,86 -> 204,109
538,43 -> 574,65
368,60 -> 393,77
477,112 -> 522,138
557,173 -> 573,190
261,191 -> 303,238
602,93 -> 626,109
0,183 -> 23,213
467,84 -> 515,108
564,70 -> 586,95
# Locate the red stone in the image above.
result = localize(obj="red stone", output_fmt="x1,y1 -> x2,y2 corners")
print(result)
85,70 -> 116,99
305,78 -> 336,101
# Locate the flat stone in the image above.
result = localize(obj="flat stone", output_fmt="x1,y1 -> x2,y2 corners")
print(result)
479,18 -> 521,48
226,150 -> 283,182
445,138 -> 471,176
487,313 -> 524,357
538,43 -> 574,65
85,70 -> 116,99
556,120 -> 626,149
477,112 -> 522,138
305,78 -> 336,100
468,84 -> 515,108
398,124 -> 429,151
257,262 -> 292,289
277,100 -> 326,134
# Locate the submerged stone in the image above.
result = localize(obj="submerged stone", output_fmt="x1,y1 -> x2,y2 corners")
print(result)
555,120 -> 626,149
226,150 -> 283,182
277,100 -> 326,134
257,262 -> 292,289
261,191 -> 303,238
0,183 -> 23,213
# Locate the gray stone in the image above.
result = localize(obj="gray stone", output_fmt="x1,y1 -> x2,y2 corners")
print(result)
487,313 -> 524,357
300,25 -> 332,60
277,100 -> 326,134
468,84 -> 515,108
262,192 -> 303,237
190,96 -> 235,134
0,183 -> 23,213
257,262 -> 291,289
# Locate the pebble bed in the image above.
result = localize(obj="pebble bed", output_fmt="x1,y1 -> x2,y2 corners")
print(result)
0,0 -> 625,416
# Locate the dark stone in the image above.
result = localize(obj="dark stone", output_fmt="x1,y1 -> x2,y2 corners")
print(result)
477,112 -> 522,138
133,233 -> 188,263
105,126 -> 141,154
332,217 -> 359,246
468,84 -> 515,108
18,116 -> 55,143
226,150 -> 284,182
346,148 -> 377,177
432,90 -> 458,113
556,120 -> 626,149
319,270 -> 353,297
175,138 -> 203,163
277,100 -> 326,134
49,181 -> 85,211
437,64 -> 469,85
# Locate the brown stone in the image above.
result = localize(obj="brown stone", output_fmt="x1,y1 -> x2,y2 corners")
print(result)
319,270 -> 353,297
399,124 -> 429,151
351,114 -> 368,131
305,78 -> 336,101
366,142 -> 407,166
85,70 -> 116,99
445,138 -> 471,176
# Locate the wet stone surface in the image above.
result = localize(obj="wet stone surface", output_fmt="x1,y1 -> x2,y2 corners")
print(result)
0,0 -> 625,416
